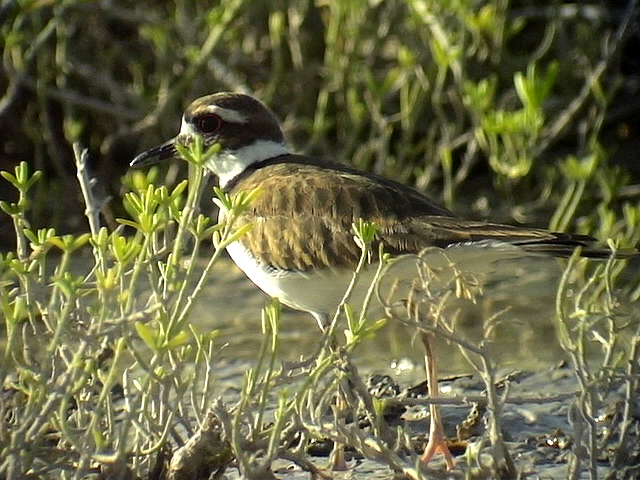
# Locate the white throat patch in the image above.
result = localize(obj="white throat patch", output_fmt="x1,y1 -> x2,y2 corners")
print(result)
206,140 -> 290,188
178,116 -> 290,188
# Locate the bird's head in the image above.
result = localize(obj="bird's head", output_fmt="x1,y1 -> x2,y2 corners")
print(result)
131,92 -> 289,187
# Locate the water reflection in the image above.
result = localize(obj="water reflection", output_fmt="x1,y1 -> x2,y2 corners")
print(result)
192,254 -> 635,384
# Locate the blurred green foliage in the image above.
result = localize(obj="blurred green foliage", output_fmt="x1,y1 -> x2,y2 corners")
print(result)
0,154 -> 232,477
1,2 -> 640,473
1,0 -> 639,242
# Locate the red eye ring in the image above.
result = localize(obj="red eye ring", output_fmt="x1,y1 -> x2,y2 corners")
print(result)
195,113 -> 222,134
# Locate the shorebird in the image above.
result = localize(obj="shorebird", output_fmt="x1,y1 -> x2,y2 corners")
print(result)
131,92 -> 633,470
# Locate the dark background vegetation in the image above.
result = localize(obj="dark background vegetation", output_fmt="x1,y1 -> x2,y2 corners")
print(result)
2,2 -> 640,478
1,0 -> 639,245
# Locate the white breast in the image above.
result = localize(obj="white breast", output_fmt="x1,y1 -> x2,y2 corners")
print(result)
224,237 -> 556,327
225,240 -> 380,320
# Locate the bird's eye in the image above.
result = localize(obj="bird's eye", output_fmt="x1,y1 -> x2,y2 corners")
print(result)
194,114 -> 222,134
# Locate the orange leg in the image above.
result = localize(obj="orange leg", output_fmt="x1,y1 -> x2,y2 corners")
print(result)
420,332 -> 455,470
329,392 -> 348,470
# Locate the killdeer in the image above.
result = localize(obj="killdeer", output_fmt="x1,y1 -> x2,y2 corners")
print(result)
131,92 -> 634,470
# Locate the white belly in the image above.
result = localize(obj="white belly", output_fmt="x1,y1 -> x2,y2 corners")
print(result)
225,237 -> 553,325
225,240 -> 380,322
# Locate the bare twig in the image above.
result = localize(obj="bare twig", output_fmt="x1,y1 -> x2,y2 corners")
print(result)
73,143 -> 101,236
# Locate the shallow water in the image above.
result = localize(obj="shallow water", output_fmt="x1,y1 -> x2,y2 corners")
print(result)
193,255 -> 599,379
189,253 -> 639,478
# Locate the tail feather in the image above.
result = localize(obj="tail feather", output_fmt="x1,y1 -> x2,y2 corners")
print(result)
414,218 -> 639,260
510,236 -> 638,260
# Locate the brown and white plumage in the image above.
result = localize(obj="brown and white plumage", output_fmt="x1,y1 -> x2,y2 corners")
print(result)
131,92 -> 635,471
226,155 -> 614,273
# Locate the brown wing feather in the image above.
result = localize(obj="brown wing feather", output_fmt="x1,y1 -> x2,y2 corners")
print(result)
227,155 -> 455,270
398,217 -> 608,257
226,155 -> 614,271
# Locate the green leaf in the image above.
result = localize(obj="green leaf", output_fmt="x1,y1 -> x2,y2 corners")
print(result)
216,223 -> 253,249
0,171 -> 18,187
191,214 -> 223,239
91,425 -> 105,449
0,162 -> 41,191
212,187 -> 232,212
514,62 -> 558,112
23,169 -> 42,192
170,179 -> 188,199
560,154 -> 598,181
24,227 -> 56,247
96,266 -> 118,291
90,227 -> 110,251
115,218 -> 141,230
52,272 -> 84,298
166,330 -> 191,349
0,201 -> 20,216
47,234 -> 90,253
344,303 -> 357,333
175,135 -> 221,166
135,321 -> 159,351
110,234 -> 141,265
11,296 -> 28,324
463,77 -> 496,112
352,219 -> 377,250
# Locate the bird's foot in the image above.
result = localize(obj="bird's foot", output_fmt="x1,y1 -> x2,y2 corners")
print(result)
329,442 -> 348,471
420,430 -> 455,471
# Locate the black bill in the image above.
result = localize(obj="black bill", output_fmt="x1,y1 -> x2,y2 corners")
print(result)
130,137 -> 178,167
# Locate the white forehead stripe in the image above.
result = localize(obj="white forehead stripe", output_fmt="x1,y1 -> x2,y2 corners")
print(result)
179,117 -> 196,135
205,105 -> 248,124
